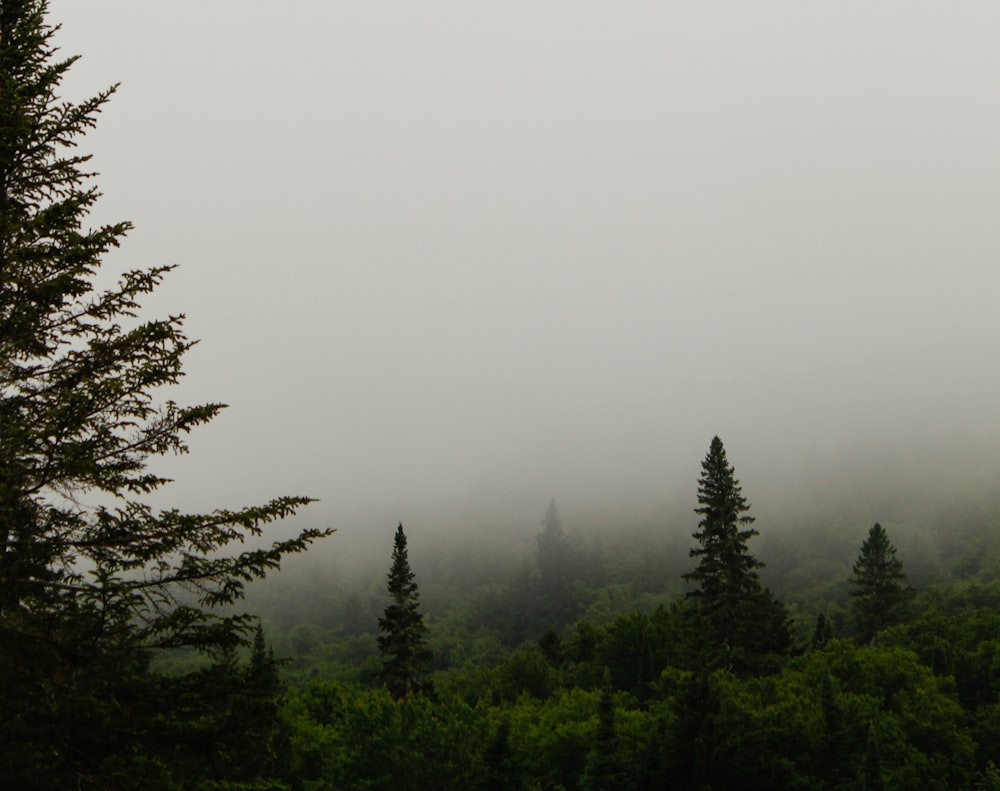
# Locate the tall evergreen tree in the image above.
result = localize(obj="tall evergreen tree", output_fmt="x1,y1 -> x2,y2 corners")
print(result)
536,498 -> 570,587
863,721 -> 886,791
683,436 -> 791,675
0,2 -> 328,785
378,523 -> 434,699
583,670 -> 628,791
850,523 -> 914,643
480,717 -> 525,791
534,498 -> 578,627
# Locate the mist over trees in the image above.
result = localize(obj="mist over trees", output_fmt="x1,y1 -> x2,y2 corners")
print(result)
7,1 -> 1000,789
257,435 -> 1000,789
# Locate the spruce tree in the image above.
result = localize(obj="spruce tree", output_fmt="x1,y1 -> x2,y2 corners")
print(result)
850,523 -> 914,643
536,498 -> 570,588
0,2 -> 328,785
683,436 -> 791,675
583,670 -> 628,791
377,523 -> 434,699
480,717 -> 525,791
863,721 -> 886,791
534,498 -> 577,627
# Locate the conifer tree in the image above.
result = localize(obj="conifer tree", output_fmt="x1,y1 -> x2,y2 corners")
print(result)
583,670 -> 628,791
480,717 -> 525,791
811,612 -> 834,650
683,436 -> 791,675
536,498 -> 570,588
0,2 -> 328,784
850,523 -> 914,643
238,623 -> 284,777
863,721 -> 886,791
377,523 -> 434,699
534,498 -> 578,627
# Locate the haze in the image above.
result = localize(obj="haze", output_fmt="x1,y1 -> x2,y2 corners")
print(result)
49,2 -> 1000,547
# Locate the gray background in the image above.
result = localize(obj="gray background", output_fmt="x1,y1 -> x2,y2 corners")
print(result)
50,2 -> 1000,543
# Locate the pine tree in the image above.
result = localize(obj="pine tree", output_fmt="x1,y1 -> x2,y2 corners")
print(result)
534,498 -> 577,627
480,717 -> 524,791
811,612 -> 834,650
0,2 -> 329,785
583,670 -> 628,791
377,523 -> 434,699
536,498 -> 570,587
850,523 -> 914,643
683,436 -> 791,675
237,623 -> 284,778
863,721 -> 886,791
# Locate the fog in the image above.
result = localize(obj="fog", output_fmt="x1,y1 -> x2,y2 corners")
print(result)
50,2 -> 1000,551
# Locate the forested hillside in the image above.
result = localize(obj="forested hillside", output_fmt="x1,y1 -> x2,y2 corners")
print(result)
5,2 -> 1000,789
241,438 -> 1000,790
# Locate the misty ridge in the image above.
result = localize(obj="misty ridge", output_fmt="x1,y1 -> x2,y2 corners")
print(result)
220,428 -> 1000,789
247,426 -> 1000,639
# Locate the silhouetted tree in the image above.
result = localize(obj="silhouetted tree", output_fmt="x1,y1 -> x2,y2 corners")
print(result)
683,436 -> 791,675
850,523 -> 914,643
377,524 -> 434,699
0,2 -> 327,785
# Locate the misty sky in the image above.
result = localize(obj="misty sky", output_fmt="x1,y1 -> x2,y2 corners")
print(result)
49,2 -> 1000,535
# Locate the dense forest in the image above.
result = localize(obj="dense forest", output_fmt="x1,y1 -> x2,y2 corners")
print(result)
235,442 -> 1000,791
5,2 -> 1000,789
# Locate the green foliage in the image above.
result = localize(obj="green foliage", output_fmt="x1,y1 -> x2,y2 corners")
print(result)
496,645 -> 561,702
377,524 -> 434,699
850,523 -> 915,643
684,436 -> 792,676
509,687 -> 600,790
581,673 -> 629,791
480,717 -> 525,791
0,2 -> 327,785
281,681 -> 489,790
806,640 -> 975,790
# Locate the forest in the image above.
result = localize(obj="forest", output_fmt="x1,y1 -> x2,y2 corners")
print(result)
4,1 -> 1000,789
231,441 -> 1000,791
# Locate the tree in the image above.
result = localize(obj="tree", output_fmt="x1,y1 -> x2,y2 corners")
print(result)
534,498 -> 578,628
480,717 -> 525,791
537,498 -> 571,588
378,523 -> 434,699
682,436 -> 791,675
863,721 -> 886,791
850,523 -> 914,643
0,2 -> 328,785
582,670 -> 628,791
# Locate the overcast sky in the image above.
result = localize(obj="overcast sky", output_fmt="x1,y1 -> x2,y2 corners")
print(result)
48,2 -> 1000,536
